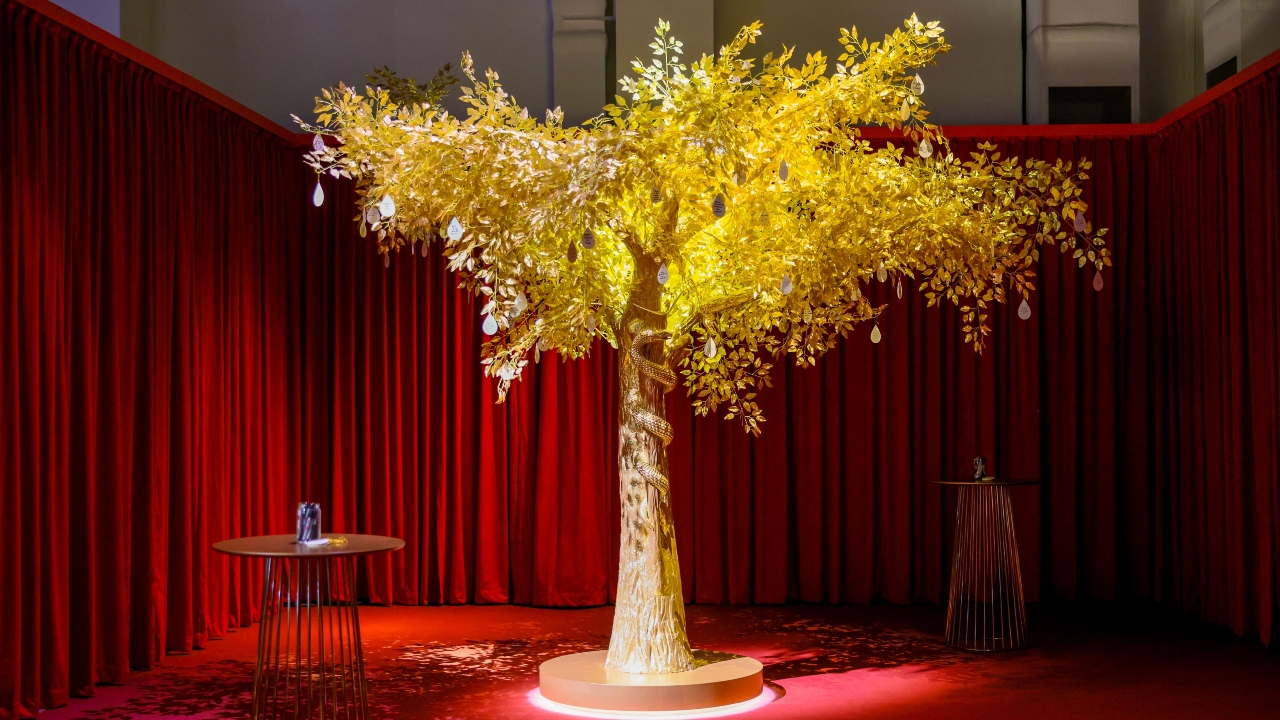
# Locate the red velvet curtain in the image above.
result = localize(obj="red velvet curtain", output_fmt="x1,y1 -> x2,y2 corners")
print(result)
4,1 -> 1280,716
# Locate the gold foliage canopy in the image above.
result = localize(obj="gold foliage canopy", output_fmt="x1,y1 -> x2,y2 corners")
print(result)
300,16 -> 1109,433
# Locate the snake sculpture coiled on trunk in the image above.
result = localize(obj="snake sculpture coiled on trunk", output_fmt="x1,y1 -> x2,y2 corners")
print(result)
627,326 -> 675,496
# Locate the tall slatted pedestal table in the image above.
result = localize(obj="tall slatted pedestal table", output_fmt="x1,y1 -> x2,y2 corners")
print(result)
935,480 -> 1038,651
213,534 -> 405,719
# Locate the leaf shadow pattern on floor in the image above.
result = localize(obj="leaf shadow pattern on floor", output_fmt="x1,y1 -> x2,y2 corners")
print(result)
366,635 -> 608,717
757,620 -> 981,681
75,658 -> 254,719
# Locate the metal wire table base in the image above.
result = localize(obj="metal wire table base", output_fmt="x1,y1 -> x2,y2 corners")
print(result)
253,556 -> 368,719
944,484 -> 1028,651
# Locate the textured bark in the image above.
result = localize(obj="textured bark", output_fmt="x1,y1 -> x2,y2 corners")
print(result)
604,253 -> 695,674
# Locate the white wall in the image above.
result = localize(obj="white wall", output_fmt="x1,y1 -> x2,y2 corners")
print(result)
1140,0 -> 1204,121
108,0 -> 1280,132
553,0 -> 610,126
712,0 -> 1025,126
1026,0 -> 1140,123
52,0 -> 119,35
1205,0 -> 1280,76
121,0 -> 554,129
1204,0 -> 1242,73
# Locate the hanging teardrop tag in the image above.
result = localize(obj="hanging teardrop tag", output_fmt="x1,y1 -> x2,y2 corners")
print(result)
359,221 -> 367,238
1093,269 -> 1104,291
447,217 -> 464,241
871,324 -> 882,343
365,207 -> 380,225
383,253 -> 390,269
581,228 -> 595,249
897,278 -> 904,298
803,306 -> 813,323
779,160 -> 789,181
759,209 -> 769,224
918,138 -> 933,159
712,194 -> 726,218
311,134 -> 325,153
735,170 -> 746,186
877,263 -> 887,282
1074,212 -> 1087,233
900,97 -> 911,122
312,181 -> 324,207
911,73 -> 925,96
780,274 -> 793,295
1018,298 -> 1032,320
378,194 -> 395,218
482,314 -> 498,335
567,241 -> 578,263
586,315 -> 597,332
704,336 -> 717,358
657,263 -> 669,285
651,187 -> 661,204
421,239 -> 428,257
513,291 -> 529,316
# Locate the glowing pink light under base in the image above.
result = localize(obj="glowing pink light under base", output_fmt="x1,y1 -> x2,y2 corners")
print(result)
528,686 -> 779,718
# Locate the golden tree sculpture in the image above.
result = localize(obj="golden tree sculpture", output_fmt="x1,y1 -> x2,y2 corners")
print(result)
300,16 -> 1109,674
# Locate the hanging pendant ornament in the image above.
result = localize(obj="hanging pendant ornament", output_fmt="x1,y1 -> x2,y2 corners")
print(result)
1074,212 -> 1087,233
1018,298 -> 1032,320
383,253 -> 390,269
365,207 -> 380,226
378,194 -> 396,219
759,208 -> 769,224
871,324 -> 883,344
657,262 -> 669,285
513,291 -> 529,316
311,134 -> 325,153
712,193 -> 726,218
580,228 -> 595,250
918,137 -> 933,159
803,306 -> 813,324
897,278 -> 904,298
704,336 -> 717,358
1093,269 -> 1104,291
421,239 -> 428,257
567,241 -> 578,263
651,187 -> 661,204
537,338 -> 548,353
359,221 -> 367,238
312,181 -> 324,207
911,73 -> 925,96
780,274 -> 793,295
586,314 -> 597,332
482,314 -> 498,335
877,262 -> 888,283
900,97 -> 911,123
778,160 -> 789,181
447,217 -> 464,241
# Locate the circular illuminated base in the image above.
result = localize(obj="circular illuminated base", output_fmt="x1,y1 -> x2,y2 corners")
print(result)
538,650 -> 764,713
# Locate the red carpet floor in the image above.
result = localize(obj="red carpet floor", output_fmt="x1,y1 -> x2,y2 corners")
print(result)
39,602 -> 1280,719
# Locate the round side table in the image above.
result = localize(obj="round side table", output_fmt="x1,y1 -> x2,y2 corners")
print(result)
213,533 -> 404,719
935,480 -> 1038,651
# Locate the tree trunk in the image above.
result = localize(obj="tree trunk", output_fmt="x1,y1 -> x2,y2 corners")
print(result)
605,255 -> 695,674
